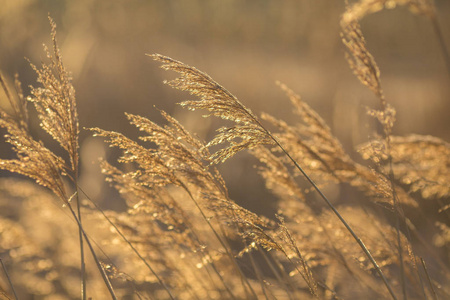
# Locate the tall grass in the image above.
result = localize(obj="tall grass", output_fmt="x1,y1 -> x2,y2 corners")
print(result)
0,1 -> 449,299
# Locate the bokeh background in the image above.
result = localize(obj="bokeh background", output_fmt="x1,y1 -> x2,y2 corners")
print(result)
1,0 -> 449,215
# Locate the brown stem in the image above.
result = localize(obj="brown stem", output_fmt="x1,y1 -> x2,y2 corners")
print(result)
253,116 -> 398,300
64,197 -> 117,299
77,187 -> 175,300
74,185 -> 86,300
0,258 -> 18,300
430,13 -> 450,78
420,258 -> 438,300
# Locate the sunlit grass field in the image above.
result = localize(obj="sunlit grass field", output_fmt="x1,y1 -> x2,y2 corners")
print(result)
0,1 -> 449,299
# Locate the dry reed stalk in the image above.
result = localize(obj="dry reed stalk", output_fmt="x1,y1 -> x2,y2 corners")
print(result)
341,7 -> 410,298
342,0 -> 450,76
0,258 -> 18,300
92,110 -> 267,299
341,4 -> 450,297
77,185 -> 176,300
26,17 -> 88,298
149,53 -> 398,299
256,81 -> 442,298
0,18 -> 116,299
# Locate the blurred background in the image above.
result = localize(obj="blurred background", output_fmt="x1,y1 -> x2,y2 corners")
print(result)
0,0 -> 449,214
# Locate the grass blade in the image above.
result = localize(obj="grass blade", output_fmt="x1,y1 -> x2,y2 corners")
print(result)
421,258 -> 438,300
0,258 -> 18,300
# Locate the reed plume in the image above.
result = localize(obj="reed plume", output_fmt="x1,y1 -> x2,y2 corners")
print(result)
149,52 -> 403,299
149,54 -> 274,165
0,74 -> 67,201
0,17 -> 116,299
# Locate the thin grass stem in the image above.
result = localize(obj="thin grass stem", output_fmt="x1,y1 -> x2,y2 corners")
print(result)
430,12 -> 450,78
420,258 -> 438,300
260,125 -> 398,300
262,250 -> 296,300
247,249 -> 271,300
74,185 -> 86,300
0,258 -> 18,300
63,197 -> 117,299
179,184 -> 244,300
386,149 -> 407,300
77,186 -> 175,300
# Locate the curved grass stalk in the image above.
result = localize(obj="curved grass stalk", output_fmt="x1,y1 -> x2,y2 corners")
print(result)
64,194 -> 117,299
264,126 -> 398,300
77,186 -> 176,300
420,258 -> 438,300
0,258 -> 18,300
150,53 -> 398,299
179,182 -> 256,300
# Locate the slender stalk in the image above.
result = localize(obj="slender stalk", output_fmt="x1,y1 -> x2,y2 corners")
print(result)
63,197 -> 117,299
420,258 -> 438,300
81,177 -> 232,299
179,183 -> 244,300
260,250 -> 295,300
77,187 -> 175,300
208,85 -> 397,298
0,258 -> 18,300
430,12 -> 450,78
257,123 -> 398,300
74,185 -> 86,300
386,146 -> 407,300
247,249 -> 270,300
